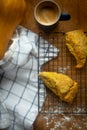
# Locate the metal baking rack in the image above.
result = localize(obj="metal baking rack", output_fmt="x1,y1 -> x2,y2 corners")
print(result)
38,32 -> 87,114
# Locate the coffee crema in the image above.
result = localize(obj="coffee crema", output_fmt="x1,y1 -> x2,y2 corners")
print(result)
36,6 -> 59,25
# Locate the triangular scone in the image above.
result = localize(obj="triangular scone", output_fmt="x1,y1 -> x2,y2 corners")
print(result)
65,30 -> 87,68
39,72 -> 78,103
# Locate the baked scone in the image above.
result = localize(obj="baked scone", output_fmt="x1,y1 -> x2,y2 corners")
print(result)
39,72 -> 78,103
65,29 -> 87,68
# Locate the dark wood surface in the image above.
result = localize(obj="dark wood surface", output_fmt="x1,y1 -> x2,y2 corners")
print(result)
21,0 -> 87,33
21,0 -> 87,129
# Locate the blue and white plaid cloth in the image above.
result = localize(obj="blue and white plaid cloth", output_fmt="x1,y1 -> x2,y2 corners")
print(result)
0,26 -> 58,130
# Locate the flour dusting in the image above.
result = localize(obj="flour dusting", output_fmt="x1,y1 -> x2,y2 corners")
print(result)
43,113 -> 87,130
58,65 -> 70,73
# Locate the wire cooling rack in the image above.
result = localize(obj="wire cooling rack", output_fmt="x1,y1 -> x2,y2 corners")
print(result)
38,32 -> 87,114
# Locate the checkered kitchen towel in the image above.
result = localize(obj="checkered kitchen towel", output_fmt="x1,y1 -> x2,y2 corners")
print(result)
0,26 -> 58,130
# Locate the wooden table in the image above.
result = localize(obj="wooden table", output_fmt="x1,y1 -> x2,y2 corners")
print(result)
21,0 -> 87,130
21,0 -> 87,33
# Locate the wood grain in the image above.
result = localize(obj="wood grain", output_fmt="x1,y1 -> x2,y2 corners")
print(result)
21,0 -> 87,33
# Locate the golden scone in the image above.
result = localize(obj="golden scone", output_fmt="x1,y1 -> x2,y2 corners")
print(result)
65,29 -> 87,68
39,72 -> 78,103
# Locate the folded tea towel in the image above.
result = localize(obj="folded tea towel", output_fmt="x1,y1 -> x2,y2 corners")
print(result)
0,26 -> 58,130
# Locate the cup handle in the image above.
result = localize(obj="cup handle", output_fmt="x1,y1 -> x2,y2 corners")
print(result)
59,13 -> 71,21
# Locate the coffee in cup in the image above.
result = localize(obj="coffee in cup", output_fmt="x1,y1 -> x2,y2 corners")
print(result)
34,0 -> 61,30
